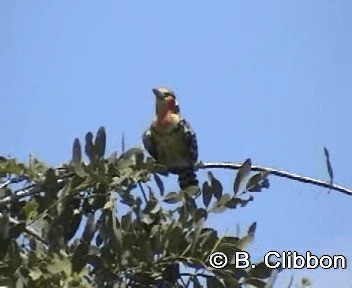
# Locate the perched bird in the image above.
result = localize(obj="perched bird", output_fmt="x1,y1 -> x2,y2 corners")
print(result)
142,87 -> 198,190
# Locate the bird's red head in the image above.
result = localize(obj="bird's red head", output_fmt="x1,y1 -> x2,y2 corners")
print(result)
153,87 -> 178,117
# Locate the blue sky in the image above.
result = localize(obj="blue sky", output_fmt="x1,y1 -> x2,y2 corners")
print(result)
1,1 -> 352,287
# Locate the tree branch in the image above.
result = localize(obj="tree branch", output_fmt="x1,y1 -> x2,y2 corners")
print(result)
1,160 -> 352,209
9,216 -> 47,244
199,162 -> 352,196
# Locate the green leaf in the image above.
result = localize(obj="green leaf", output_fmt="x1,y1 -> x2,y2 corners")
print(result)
194,208 -> 207,223
9,222 -> 26,239
222,275 -> 239,287
233,158 -> 251,195
206,276 -> 224,288
85,132 -> 95,163
226,196 -> 254,209
9,240 -> 22,270
112,212 -> 123,252
246,171 -> 270,192
22,199 -> 39,220
209,172 -> 223,200
247,222 -> 257,236
29,268 -> 42,281
72,163 -> 88,178
237,235 -> 253,250
244,277 -> 267,288
209,193 -> 231,213
121,212 -> 133,231
324,146 -> 334,186
71,242 -> 89,273
71,138 -> 82,165
85,255 -> 103,271
82,213 -> 95,243
43,168 -> 59,192
248,261 -> 273,279
0,158 -> 27,175
121,133 -> 125,154
163,192 -> 182,204
117,147 -> 144,169
202,181 -> 212,208
193,276 -> 202,288
162,263 -> 180,285
153,173 -> 164,196
95,126 -> 106,158
191,218 -> 205,254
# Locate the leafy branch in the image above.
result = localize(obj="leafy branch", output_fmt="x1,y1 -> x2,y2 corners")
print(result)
0,127 -> 335,287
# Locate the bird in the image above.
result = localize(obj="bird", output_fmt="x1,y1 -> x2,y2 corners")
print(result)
142,87 -> 199,190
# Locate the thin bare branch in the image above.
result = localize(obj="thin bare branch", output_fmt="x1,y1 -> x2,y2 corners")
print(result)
138,181 -> 148,202
1,159 -> 352,209
9,216 -> 47,244
199,162 -> 352,196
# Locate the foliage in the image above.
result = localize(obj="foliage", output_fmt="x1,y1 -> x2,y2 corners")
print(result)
0,127 -> 279,287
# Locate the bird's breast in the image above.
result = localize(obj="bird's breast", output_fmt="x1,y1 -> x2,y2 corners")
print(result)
152,127 -> 191,169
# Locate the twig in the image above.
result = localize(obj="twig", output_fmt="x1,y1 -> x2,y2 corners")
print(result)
9,216 -> 47,244
179,272 -> 212,279
0,173 -> 73,207
138,181 -> 148,202
0,185 -> 41,207
199,162 -> 352,196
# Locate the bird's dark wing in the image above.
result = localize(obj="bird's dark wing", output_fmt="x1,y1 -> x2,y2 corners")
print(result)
142,127 -> 157,160
179,118 -> 198,164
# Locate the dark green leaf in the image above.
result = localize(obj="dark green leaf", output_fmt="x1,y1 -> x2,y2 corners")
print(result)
121,212 -> 132,231
72,242 -> 89,273
153,173 -> 164,196
233,158 -> 251,195
72,163 -> 88,178
141,214 -> 154,225
9,240 -> 22,270
244,277 -> 267,288
71,138 -> 82,165
206,276 -> 224,288
194,208 -> 207,223
226,196 -> 254,209
191,218 -> 205,254
246,171 -> 270,192
84,255 -> 103,270
237,234 -> 253,250
162,263 -> 180,285
9,223 -> 26,239
193,276 -> 202,288
208,172 -> 223,200
247,222 -> 257,236
202,181 -> 212,208
66,212 -> 82,242
248,261 -> 273,279
222,275 -> 239,287
324,146 -> 334,186
85,132 -> 95,163
43,168 -> 58,191
183,185 -> 200,199
163,192 -> 182,204
209,193 -> 231,213
112,213 -> 123,252
82,213 -> 95,243
22,199 -> 39,220
95,127 -> 106,158
121,133 -> 125,154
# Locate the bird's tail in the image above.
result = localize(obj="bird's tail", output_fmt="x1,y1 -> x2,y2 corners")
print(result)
177,167 -> 198,190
